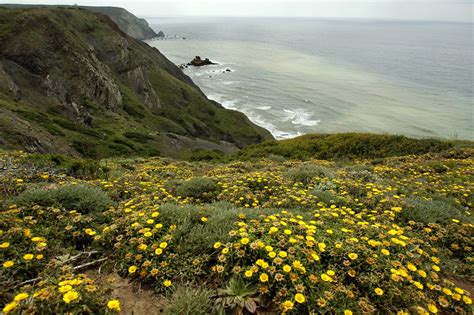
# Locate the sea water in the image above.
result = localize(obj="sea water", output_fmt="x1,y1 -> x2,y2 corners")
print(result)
147,17 -> 473,140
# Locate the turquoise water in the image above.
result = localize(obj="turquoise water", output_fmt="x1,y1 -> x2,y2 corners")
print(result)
147,17 -> 473,140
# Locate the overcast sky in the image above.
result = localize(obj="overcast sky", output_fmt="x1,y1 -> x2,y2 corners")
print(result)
2,0 -> 473,22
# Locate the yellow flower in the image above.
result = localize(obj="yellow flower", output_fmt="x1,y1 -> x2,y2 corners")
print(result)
283,265 -> 292,273
344,310 -> 353,315
327,270 -> 335,276
36,254 -> 44,260
269,226 -> 279,234
23,254 -> 34,261
381,249 -> 390,256
278,251 -> 288,258
214,242 -> 221,249
107,299 -> 121,311
144,232 -> 153,237
348,253 -> 358,260
62,290 -> 79,303
442,288 -> 452,296
428,303 -> 438,314
374,288 -> 384,296
163,280 -> 172,287
241,238 -> 250,245
294,293 -> 305,303
85,228 -> 96,236
245,270 -> 253,278
281,300 -> 294,313
201,217 -> 208,222
432,265 -> 440,272
3,261 -> 14,268
259,273 -> 269,282
58,285 -> 73,293
14,293 -> 29,301
160,242 -> 168,249
462,295 -> 472,304
222,248 -> 229,254
321,274 -> 332,282
407,263 -> 417,271
128,265 -> 137,273
155,248 -> 163,255
0,242 -> 10,249
3,301 -> 17,314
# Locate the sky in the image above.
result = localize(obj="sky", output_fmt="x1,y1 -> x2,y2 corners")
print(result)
2,0 -> 473,22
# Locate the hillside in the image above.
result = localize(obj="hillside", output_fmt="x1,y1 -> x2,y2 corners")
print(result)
0,141 -> 472,314
0,4 -> 161,40
0,7 -> 272,158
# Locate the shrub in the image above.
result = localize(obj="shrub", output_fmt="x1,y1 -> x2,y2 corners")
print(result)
285,164 -> 333,184
311,189 -> 345,205
162,286 -> 212,315
175,177 -> 219,200
11,184 -> 114,214
400,197 -> 468,224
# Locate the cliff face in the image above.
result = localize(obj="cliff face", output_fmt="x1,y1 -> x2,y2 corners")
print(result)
0,4 -> 161,40
79,6 -> 160,40
0,7 -> 273,158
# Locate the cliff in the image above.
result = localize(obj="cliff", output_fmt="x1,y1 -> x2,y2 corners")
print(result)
0,4 -> 161,40
0,7 -> 273,158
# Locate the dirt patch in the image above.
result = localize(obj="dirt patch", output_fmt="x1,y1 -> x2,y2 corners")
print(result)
447,276 -> 474,295
87,271 -> 164,315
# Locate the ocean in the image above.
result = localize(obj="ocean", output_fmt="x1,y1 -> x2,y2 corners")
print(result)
146,17 -> 473,140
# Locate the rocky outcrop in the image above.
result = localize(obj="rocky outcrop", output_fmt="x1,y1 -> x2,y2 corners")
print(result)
188,56 -> 217,67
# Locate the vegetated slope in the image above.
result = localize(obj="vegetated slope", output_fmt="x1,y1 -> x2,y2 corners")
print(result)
0,146 -> 472,314
234,132 -> 472,160
0,8 -> 273,158
0,4 -> 160,40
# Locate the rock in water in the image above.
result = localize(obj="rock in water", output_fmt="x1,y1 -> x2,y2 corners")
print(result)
188,56 -> 217,67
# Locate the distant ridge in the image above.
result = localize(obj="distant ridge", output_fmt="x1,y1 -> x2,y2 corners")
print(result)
0,4 -> 161,40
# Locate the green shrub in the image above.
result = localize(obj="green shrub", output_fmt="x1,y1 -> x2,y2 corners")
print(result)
188,149 -> 224,162
400,197 -> 468,224
236,133 -> 460,160
11,184 -> 114,214
162,286 -> 212,315
285,164 -> 333,184
175,177 -> 219,200
311,189 -> 345,205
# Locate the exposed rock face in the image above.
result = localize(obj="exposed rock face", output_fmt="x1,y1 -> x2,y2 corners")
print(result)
188,56 -> 217,67
0,7 -> 273,157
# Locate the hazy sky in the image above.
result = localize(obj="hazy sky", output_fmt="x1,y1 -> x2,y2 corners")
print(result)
2,0 -> 473,22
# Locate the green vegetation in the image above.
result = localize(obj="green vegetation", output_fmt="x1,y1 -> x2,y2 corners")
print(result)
235,133 -> 460,160
1,143 -> 472,314
175,177 -> 219,201
12,184 -> 114,214
162,286 -> 213,315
